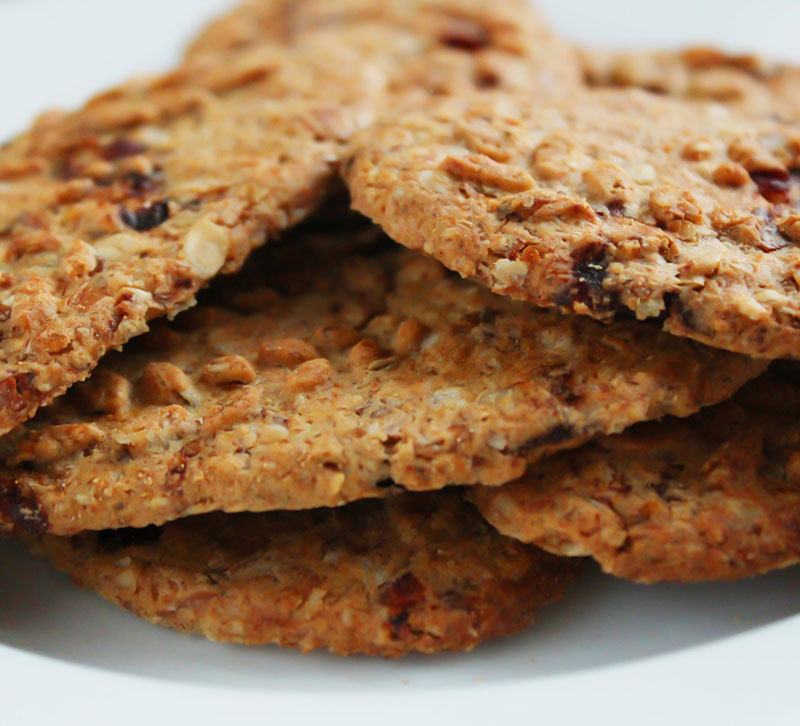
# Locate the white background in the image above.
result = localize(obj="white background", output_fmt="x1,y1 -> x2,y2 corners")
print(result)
2,1 -> 800,724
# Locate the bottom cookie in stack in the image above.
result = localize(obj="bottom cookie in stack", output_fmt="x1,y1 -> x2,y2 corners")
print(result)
471,365 -> 800,584
24,490 -> 582,657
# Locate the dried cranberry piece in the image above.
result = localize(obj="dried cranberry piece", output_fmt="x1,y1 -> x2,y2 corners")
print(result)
440,20 -> 490,51
607,200 -> 626,216
120,201 -> 170,231
750,169 -> 792,204
379,573 -> 426,612
0,482 -> 48,534
103,137 -> 146,160
0,376 -> 26,413
126,172 -> 156,193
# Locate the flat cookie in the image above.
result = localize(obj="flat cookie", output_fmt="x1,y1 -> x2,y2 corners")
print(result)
26,491 -> 581,657
0,41 -> 384,436
185,0 -> 582,99
471,366 -> 800,583
345,90 -> 800,358
0,219 -> 763,535
583,46 -> 800,120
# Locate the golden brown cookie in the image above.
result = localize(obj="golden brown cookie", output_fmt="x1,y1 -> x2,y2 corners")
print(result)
0,219 -> 763,535
26,490 -> 581,657
344,90 -> 800,358
583,46 -> 800,120
185,0 -> 582,99
471,365 -> 800,584
0,41 -> 384,436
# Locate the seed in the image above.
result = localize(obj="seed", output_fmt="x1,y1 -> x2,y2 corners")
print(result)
258,338 -> 318,367
181,220 -> 230,277
286,358 -> 333,393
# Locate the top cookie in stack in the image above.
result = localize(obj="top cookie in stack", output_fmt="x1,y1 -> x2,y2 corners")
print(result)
343,90 -> 800,358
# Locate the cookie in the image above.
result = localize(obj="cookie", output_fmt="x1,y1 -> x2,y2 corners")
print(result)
185,0 -> 582,99
584,46 -> 800,120
0,218 -> 763,536
471,366 -> 800,583
0,41 -> 385,436
344,90 -> 800,358
26,491 -> 581,657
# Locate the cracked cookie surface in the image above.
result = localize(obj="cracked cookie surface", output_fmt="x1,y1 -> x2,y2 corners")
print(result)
185,0 -> 582,100
344,90 -> 800,358
583,46 -> 800,119
26,491 -> 581,657
0,218 -> 763,535
472,365 -> 800,583
0,41 -> 384,436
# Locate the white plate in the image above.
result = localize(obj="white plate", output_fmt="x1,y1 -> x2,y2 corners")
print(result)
2,0 -> 800,723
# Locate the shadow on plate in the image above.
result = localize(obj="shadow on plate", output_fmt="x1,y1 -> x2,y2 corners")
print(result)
1,538 -> 799,691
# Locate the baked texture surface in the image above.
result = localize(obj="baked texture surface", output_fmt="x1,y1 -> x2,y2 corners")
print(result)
0,41 -> 384,436
344,89 -> 800,358
583,46 -> 800,119
472,365 -> 800,583
185,0 -> 582,99
0,219 -> 763,535
27,491 -> 581,657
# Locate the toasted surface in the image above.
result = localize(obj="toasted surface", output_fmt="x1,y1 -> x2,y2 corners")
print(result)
583,46 -> 800,119
0,41 -> 384,436
472,366 -> 800,583
345,90 -> 800,358
0,218 -> 763,535
185,0 -> 581,98
26,491 -> 581,657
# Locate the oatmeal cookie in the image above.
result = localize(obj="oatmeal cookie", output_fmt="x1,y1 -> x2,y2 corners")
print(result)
26,491 -> 581,657
471,365 -> 800,583
0,220 -> 763,535
345,90 -> 800,358
185,0 -> 582,99
0,41 -> 384,435
583,46 -> 800,119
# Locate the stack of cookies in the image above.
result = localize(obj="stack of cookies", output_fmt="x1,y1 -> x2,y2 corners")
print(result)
1,0 -> 799,657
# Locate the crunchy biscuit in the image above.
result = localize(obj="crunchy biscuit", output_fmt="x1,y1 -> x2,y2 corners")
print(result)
0,41 -> 384,436
0,219 -> 763,535
583,46 -> 800,120
185,0 -> 582,99
471,366 -> 800,583
26,491 -> 581,657
344,90 -> 800,358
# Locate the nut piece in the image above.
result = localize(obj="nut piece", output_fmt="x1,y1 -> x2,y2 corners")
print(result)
441,153 -> 534,192
201,355 -> 257,385
312,325 -> 360,352
93,233 -> 153,261
11,423 -> 105,465
649,188 -> 704,226
138,362 -> 192,405
348,339 -> 387,369
581,160 -> 632,206
182,220 -> 230,277
75,369 -> 133,418
682,139 -> 714,161
492,259 -> 529,288
712,161 -> 750,187
391,318 -> 429,356
258,338 -> 319,367
776,214 -> 800,243
286,358 -> 332,393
